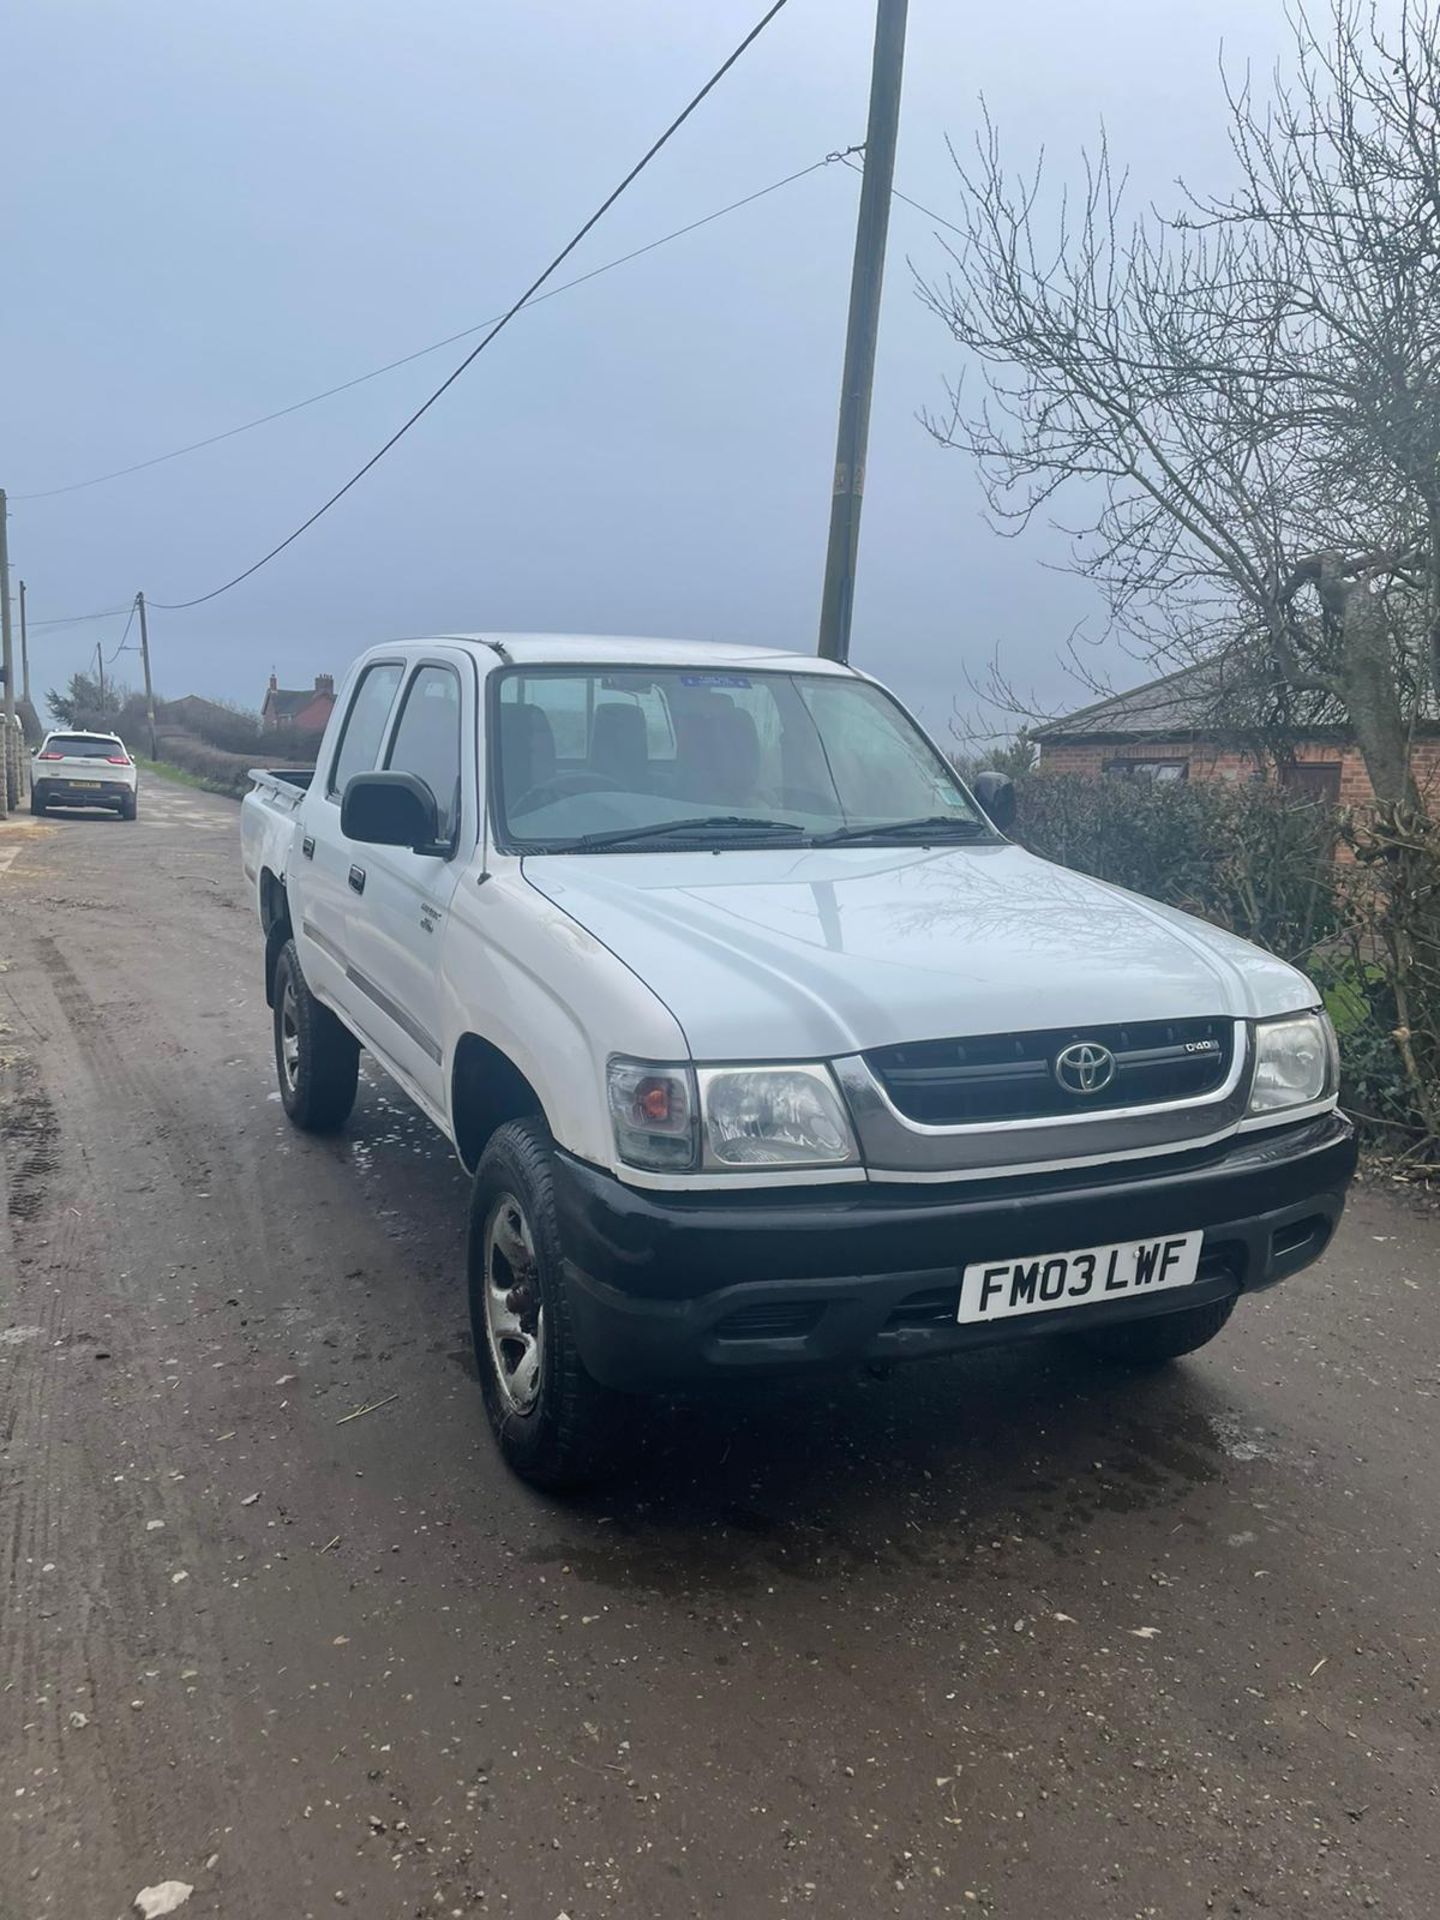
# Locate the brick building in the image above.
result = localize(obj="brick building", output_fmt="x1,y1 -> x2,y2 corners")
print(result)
1033,661 -> 1440,808
261,673 -> 336,734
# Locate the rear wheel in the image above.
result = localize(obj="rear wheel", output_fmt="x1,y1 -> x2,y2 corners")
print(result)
272,939 -> 359,1132
120,791 -> 138,820
1076,1295 -> 1236,1365
468,1117 -> 627,1489
30,790 -> 45,816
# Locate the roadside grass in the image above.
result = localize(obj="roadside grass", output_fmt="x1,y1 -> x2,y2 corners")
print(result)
136,756 -> 242,801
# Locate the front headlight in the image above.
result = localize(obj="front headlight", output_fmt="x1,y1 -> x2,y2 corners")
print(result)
608,1058 -> 860,1173
697,1064 -> 859,1169
1248,1011 -> 1336,1114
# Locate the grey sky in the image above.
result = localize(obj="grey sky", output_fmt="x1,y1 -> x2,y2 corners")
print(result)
7,0 -> 1296,735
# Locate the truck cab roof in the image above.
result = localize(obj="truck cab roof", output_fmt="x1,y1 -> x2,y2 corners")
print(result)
425,634 -> 857,675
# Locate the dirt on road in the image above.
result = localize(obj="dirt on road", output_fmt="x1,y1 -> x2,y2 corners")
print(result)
0,779 -> 1436,1920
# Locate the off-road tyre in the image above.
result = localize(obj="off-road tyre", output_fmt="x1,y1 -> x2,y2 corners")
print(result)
468,1117 -> 629,1490
272,938 -> 359,1133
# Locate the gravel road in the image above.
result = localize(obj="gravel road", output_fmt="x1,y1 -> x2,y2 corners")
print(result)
1,778 -> 1436,1919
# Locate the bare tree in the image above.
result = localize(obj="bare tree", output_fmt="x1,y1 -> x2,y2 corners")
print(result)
923,0 -> 1440,805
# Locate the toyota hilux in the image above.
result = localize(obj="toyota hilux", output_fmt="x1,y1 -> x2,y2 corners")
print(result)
241,635 -> 1355,1485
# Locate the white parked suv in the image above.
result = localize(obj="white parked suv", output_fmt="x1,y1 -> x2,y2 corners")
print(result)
32,730 -> 139,819
241,635 -> 1356,1486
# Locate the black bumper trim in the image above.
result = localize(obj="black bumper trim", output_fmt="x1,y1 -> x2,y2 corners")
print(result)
35,780 -> 131,803
553,1114 -> 1357,1390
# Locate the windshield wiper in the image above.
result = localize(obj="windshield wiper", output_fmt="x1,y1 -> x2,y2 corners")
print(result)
814,815 -> 990,847
574,814 -> 808,851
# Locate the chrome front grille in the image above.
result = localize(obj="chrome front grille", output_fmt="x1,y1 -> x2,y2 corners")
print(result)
864,1017 -> 1234,1126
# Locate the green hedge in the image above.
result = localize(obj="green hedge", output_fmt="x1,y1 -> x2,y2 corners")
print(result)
1014,774 -> 1340,956
1014,773 -> 1437,1149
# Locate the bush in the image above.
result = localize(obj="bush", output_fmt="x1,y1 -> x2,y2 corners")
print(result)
261,724 -> 325,762
1016,773 -> 1439,1150
148,724 -> 324,799
1336,811 -> 1440,1146
192,705 -> 263,755
150,736 -> 253,798
1015,773 -> 1340,956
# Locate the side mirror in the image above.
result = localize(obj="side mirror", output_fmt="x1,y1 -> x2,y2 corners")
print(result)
341,771 -> 446,853
972,770 -> 1017,833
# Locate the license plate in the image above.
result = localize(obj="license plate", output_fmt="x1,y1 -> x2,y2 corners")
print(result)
70,780 -> 102,788
959,1230 -> 1202,1324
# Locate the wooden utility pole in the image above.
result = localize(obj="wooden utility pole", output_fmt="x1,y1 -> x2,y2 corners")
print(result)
136,592 -> 157,760
817,0 -> 909,664
18,578 -> 29,707
0,490 -> 16,813
95,640 -> 106,713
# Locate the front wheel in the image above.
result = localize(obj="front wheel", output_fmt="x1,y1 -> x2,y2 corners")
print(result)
272,939 -> 359,1132
1076,1294 -> 1236,1366
468,1117 -> 627,1489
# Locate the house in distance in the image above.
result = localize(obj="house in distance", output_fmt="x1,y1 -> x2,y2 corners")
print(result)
159,694 -> 238,734
261,672 -> 336,734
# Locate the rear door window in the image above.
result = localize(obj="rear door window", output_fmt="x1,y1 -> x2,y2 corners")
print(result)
328,662 -> 404,800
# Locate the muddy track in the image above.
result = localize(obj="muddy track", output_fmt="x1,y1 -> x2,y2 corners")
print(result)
0,785 -> 1437,1919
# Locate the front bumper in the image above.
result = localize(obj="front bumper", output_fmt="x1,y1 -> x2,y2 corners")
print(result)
555,1112 -> 1357,1390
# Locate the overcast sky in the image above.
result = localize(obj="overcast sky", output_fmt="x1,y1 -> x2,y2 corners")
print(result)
7,0 -> 1300,736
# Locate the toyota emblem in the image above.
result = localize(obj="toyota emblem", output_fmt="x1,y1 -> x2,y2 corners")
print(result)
1054,1040 -> 1117,1095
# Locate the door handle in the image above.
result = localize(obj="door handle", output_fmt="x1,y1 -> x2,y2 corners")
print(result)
348,865 -> 366,895
302,835 -> 315,860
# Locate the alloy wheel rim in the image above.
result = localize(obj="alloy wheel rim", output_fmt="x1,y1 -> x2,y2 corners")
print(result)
483,1192 -> 544,1416
279,978 -> 301,1092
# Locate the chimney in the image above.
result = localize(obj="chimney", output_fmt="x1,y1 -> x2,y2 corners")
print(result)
315,673 -> 334,696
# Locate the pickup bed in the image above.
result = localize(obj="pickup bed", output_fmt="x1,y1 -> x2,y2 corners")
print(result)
241,632 -> 1356,1486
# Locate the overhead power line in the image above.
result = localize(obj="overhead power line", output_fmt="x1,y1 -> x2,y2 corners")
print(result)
838,152 -> 963,236
149,0 -> 794,612
19,152 -> 843,637
29,604 -> 133,631
16,150 -> 836,507
103,599 -> 139,666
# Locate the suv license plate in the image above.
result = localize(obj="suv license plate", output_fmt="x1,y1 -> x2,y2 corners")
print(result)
959,1231 -> 1202,1324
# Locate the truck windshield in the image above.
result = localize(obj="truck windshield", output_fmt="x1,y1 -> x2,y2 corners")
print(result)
492,667 -> 992,851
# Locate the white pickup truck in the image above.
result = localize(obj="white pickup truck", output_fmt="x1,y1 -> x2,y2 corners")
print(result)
241,633 -> 1356,1485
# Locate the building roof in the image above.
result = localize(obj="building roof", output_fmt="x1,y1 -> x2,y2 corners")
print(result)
1036,644 -> 1437,744
1032,659 -> 1236,740
160,693 -> 236,720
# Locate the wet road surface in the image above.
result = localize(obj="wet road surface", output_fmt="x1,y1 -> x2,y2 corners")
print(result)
1,779 -> 1436,1918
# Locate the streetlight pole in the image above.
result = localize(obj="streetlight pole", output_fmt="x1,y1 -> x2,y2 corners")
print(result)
816,0 -> 909,664
19,578 -> 29,708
